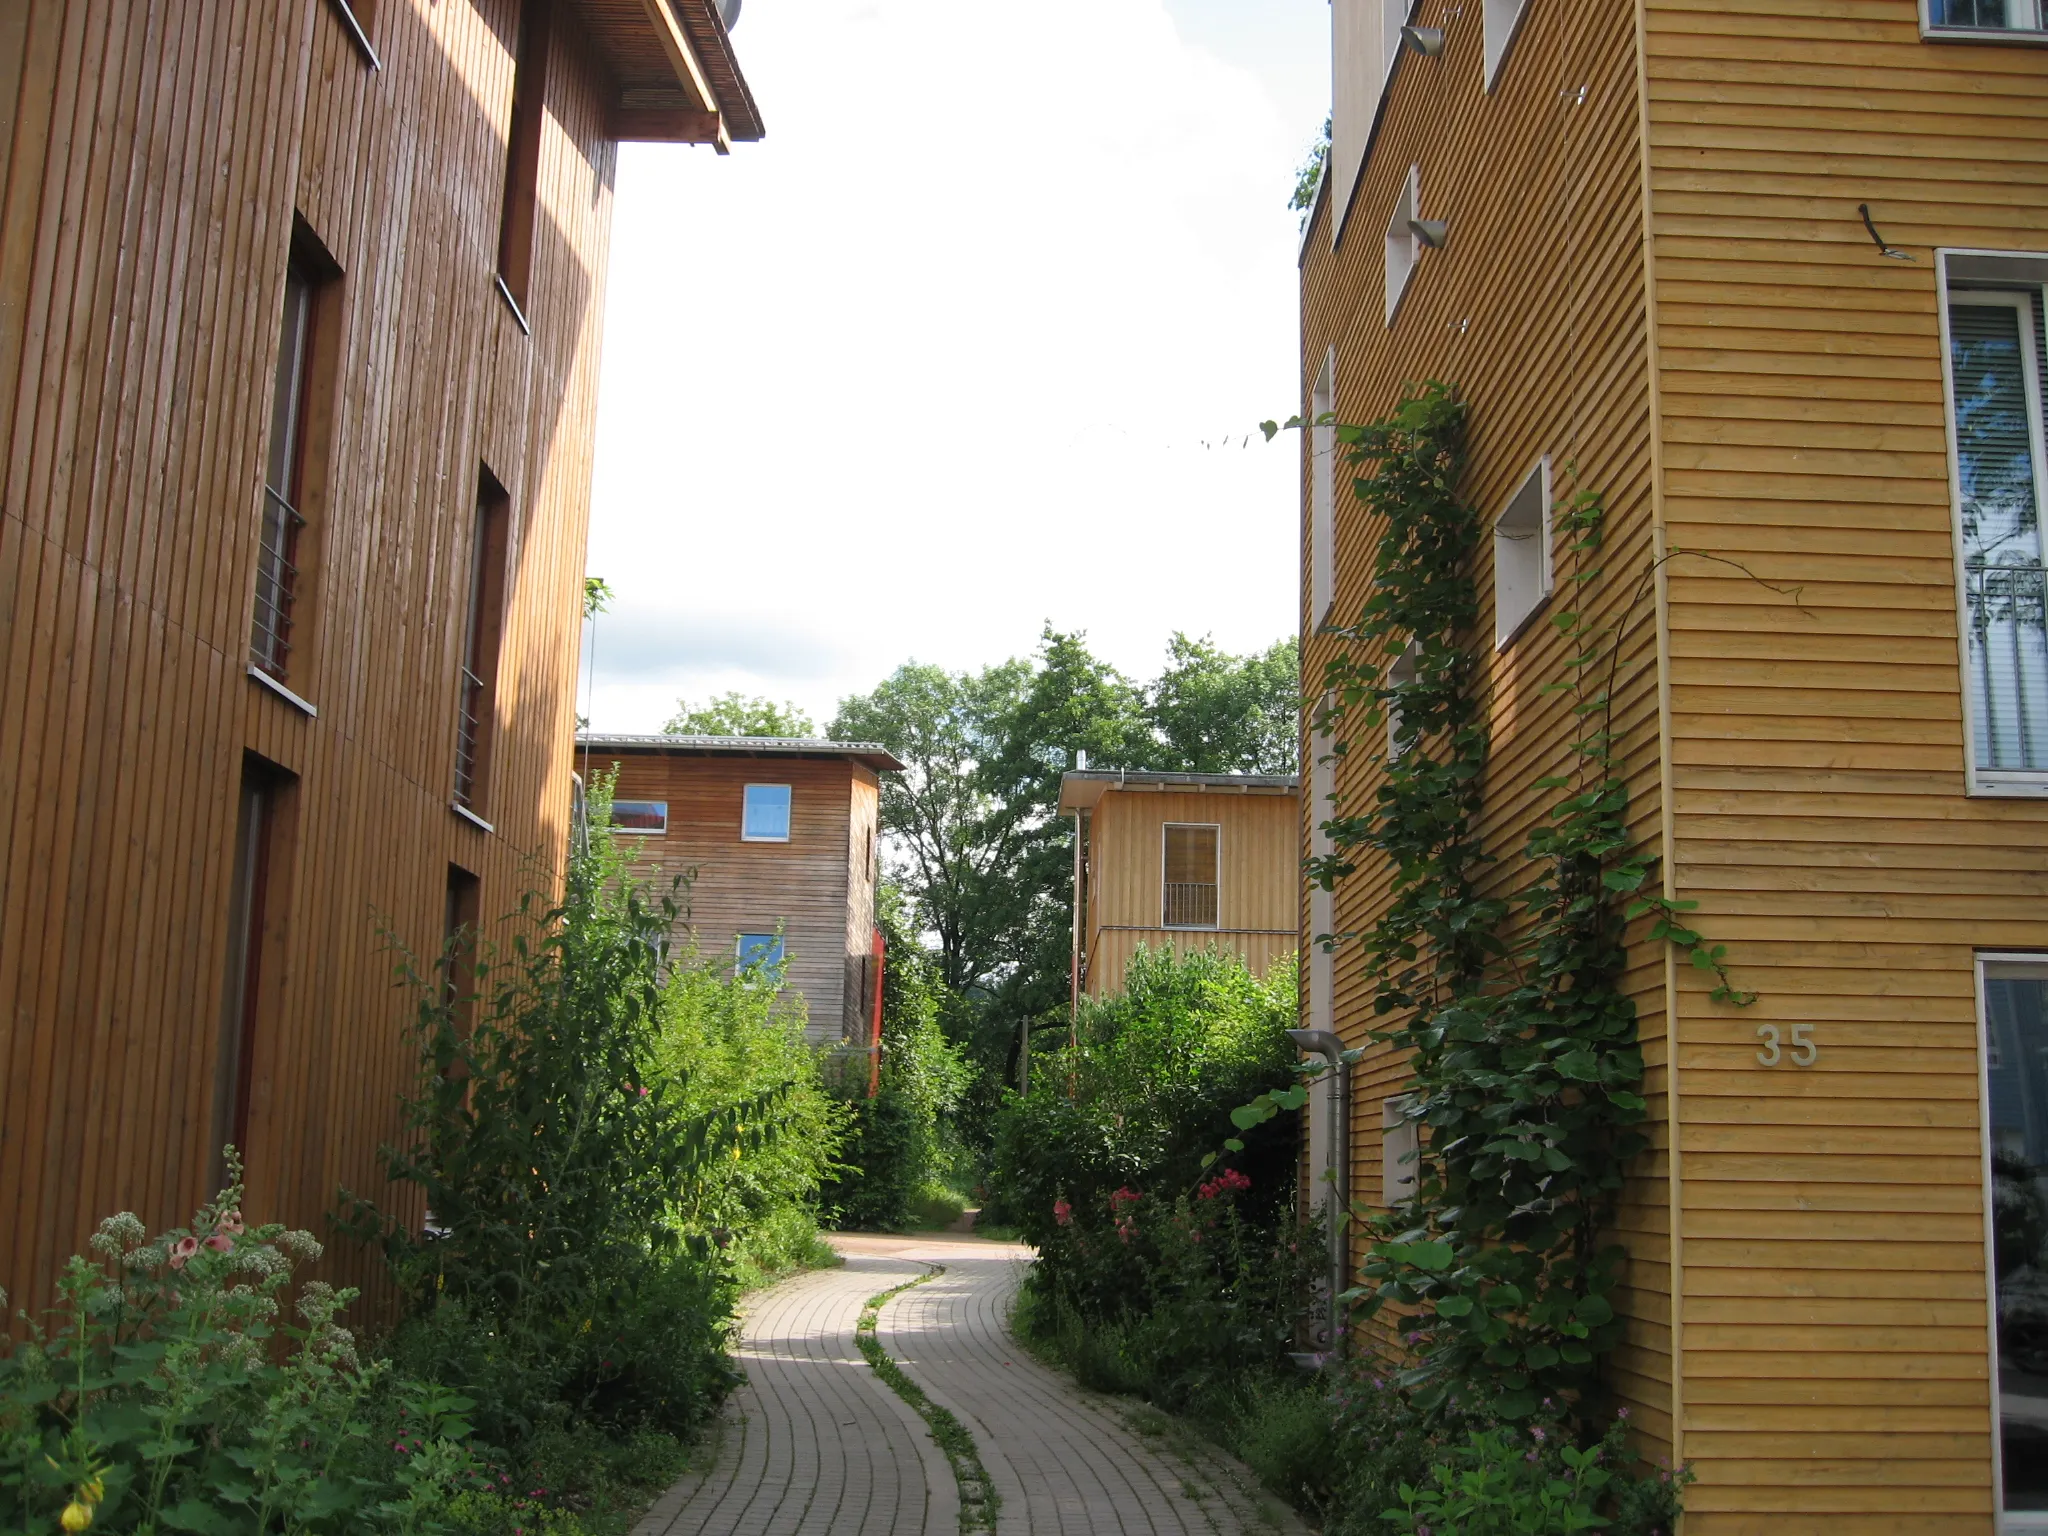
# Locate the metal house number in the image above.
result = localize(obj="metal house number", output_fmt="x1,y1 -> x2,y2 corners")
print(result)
1755,1023 -> 1817,1068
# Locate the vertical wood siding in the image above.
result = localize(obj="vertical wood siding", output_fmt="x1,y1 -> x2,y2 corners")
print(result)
0,0 -> 621,1319
598,750 -> 870,1044
1645,1 -> 2048,1526
1299,0 -> 1676,1453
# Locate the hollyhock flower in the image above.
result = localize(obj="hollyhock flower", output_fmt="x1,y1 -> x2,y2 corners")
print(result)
1052,1198 -> 1072,1227
167,1236 -> 200,1270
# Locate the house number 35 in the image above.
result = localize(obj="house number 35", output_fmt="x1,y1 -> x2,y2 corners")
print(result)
1756,1023 -> 1817,1068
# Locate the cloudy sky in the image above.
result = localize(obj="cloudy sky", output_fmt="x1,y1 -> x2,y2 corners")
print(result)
580,0 -> 1330,734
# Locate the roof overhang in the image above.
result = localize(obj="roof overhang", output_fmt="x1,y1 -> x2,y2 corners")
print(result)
1058,770 -> 1301,816
577,733 -> 905,774
570,0 -> 764,148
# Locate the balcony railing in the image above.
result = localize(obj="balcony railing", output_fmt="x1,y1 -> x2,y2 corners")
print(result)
1967,561 -> 2048,773
1162,882 -> 1219,929
454,664 -> 485,808
250,484 -> 304,679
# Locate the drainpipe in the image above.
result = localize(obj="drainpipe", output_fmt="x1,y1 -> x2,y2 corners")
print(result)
1287,1028 -> 1350,1351
1069,807 -> 1084,1044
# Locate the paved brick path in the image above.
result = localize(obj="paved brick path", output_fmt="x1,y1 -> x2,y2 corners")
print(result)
636,1233 -> 1306,1536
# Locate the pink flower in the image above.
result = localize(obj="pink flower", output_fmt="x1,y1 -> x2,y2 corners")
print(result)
1109,1186 -> 1142,1212
1052,1198 -> 1072,1227
217,1210 -> 244,1236
167,1236 -> 200,1270
204,1234 -> 234,1253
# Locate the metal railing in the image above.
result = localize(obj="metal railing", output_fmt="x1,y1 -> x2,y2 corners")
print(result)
1967,561 -> 2048,772
454,664 -> 485,808
1162,882 -> 1219,929
250,484 -> 304,678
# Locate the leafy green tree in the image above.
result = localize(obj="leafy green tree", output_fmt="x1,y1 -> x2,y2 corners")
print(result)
1148,633 -> 1298,775
665,691 -> 816,738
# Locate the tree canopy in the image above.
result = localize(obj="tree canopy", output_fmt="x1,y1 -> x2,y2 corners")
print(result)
664,692 -> 817,738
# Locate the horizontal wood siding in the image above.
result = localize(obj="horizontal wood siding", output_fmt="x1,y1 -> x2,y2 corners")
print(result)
1645,0 -> 2048,1524
1298,0 -> 1674,1452
597,750 -> 868,1043
0,0 -> 617,1320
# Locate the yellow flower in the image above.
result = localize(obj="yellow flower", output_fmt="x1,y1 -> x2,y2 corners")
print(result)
60,1500 -> 93,1532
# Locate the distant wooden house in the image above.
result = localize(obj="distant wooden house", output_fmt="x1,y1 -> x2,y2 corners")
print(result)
578,735 -> 903,1049
1058,770 -> 1300,1004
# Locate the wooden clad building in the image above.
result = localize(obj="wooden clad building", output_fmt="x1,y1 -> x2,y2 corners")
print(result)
0,0 -> 760,1318
580,735 -> 901,1048
1304,0 -> 2048,1528
1059,770 -> 1300,1003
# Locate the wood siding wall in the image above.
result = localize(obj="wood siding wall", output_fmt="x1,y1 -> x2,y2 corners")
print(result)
598,751 -> 876,1044
0,0 -> 619,1318
1644,2 -> 2048,1526
1299,0 -> 1675,1453
1082,787 -> 1299,999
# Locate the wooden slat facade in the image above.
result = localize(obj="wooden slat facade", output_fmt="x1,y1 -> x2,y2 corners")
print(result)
0,0 -> 752,1322
1306,0 -> 2048,1526
585,740 -> 888,1046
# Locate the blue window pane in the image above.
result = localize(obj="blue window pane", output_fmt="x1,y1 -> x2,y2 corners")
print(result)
737,933 -> 785,971
742,783 -> 792,841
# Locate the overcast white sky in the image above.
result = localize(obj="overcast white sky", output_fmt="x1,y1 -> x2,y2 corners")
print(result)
580,0 -> 1330,734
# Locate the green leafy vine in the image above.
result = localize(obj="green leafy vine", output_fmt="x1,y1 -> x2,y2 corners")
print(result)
1272,382 -> 1755,1421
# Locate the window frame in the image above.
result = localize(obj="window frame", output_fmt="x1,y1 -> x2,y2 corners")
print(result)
1386,640 -> 1422,759
741,782 -> 793,842
736,932 -> 787,972
453,471 -> 511,816
1484,0 -> 1533,89
1311,346 -> 1338,628
1384,165 -> 1422,326
610,799 -> 669,835
1160,821 -> 1222,931
1937,251 -> 2048,797
1920,0 -> 2048,43
1493,456 -> 1556,650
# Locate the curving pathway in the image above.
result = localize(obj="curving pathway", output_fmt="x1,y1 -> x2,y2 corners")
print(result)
636,1232 -> 1305,1536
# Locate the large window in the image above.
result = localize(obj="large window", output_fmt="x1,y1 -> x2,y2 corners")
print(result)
454,473 -> 510,814
1311,348 -> 1337,628
253,254 -> 317,682
1494,458 -> 1554,649
1980,956 -> 2048,1517
1926,0 -> 2046,35
1162,823 -> 1220,929
1384,165 -> 1422,325
1945,268 -> 2048,789
1484,0 -> 1532,87
742,783 -> 792,841
496,0 -> 552,320
212,757 -> 294,1188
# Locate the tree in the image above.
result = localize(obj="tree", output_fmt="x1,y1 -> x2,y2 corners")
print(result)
665,692 -> 816,738
1148,633 -> 1298,775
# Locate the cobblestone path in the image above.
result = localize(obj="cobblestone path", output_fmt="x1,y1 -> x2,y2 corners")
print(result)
636,1233 -> 1306,1536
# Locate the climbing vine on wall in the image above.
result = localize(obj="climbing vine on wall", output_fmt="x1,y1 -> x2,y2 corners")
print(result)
1263,382 -> 1752,1422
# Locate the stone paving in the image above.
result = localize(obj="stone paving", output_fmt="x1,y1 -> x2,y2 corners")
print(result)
636,1232 -> 1306,1536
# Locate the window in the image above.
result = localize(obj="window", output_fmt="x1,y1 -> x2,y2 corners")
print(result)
1330,0 -> 1414,247
454,472 -> 511,813
252,242 -> 329,683
1162,823 -> 1220,929
444,864 -> 481,1034
1926,0 -> 2046,35
1943,261 -> 2048,789
1484,0 -> 1532,88
1386,641 -> 1422,759
1384,165 -> 1422,325
737,932 -> 786,972
496,0 -> 552,319
1382,1095 -> 1419,1206
611,800 -> 668,834
1311,347 -> 1337,627
1978,956 -> 2048,1513
1493,458 -> 1554,648
742,783 -> 792,841
212,757 -> 294,1188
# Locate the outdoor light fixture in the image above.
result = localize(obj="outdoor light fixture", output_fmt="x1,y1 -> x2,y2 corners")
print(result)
1409,218 -> 1449,249
1401,24 -> 1446,55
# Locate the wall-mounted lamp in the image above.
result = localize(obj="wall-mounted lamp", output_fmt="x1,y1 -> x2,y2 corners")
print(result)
1401,25 -> 1446,56
1409,218 -> 1449,249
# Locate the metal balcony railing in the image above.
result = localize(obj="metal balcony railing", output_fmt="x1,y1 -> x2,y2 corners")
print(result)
454,664 -> 485,808
250,484 -> 304,679
1162,882 -> 1219,929
1967,561 -> 2048,772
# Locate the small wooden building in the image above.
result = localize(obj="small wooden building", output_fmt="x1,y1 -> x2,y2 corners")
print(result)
0,0 -> 761,1319
579,735 -> 903,1047
1058,770 -> 1300,1003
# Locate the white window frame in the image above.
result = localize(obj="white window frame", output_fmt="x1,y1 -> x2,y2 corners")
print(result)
1385,164 -> 1422,326
741,782 -> 793,841
1311,347 -> 1337,628
1920,0 -> 2048,43
609,799 -> 668,835
1386,640 -> 1422,760
1484,0 -> 1532,89
1160,821 -> 1223,931
1937,251 -> 2048,797
1974,951 -> 2048,1529
1493,457 -> 1555,650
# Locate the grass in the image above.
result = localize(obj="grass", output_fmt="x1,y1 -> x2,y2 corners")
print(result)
854,1268 -> 1000,1534
905,1181 -> 969,1231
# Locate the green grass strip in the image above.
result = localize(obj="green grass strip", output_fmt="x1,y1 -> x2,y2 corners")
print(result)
856,1266 -> 1000,1534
